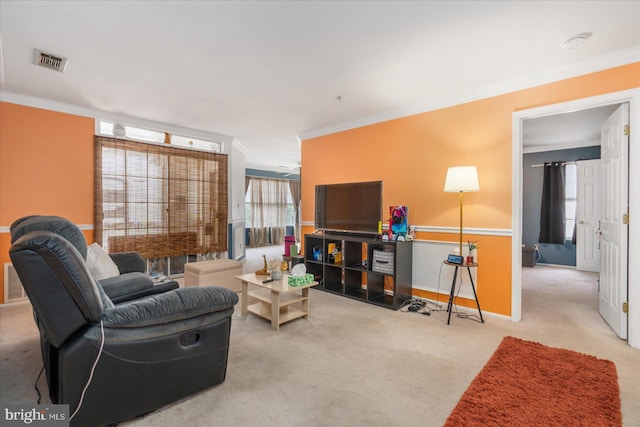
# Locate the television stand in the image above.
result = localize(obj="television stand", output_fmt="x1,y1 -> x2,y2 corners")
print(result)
304,233 -> 412,310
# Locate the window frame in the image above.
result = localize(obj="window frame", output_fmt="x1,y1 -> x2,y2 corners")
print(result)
564,163 -> 577,241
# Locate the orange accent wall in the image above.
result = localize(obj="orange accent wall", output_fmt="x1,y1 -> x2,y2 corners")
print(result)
301,63 -> 640,317
0,102 -> 95,303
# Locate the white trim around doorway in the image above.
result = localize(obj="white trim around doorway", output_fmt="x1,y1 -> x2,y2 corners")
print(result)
512,88 -> 640,349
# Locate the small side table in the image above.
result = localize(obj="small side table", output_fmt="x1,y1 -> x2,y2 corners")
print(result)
444,261 -> 484,325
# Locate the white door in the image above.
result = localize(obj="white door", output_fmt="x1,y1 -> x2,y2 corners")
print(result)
599,103 -> 629,339
576,160 -> 601,272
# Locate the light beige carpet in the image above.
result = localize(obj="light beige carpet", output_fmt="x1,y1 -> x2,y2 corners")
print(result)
1,266 -> 639,426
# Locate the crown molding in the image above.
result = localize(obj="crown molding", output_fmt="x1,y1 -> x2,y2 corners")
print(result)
298,47 -> 640,141
0,91 -> 235,144
232,138 -> 250,155
0,91 -> 97,119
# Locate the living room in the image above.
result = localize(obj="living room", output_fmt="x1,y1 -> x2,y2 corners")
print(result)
1,1 -> 640,426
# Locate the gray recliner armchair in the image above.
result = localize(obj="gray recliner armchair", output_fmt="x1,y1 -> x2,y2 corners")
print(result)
10,222 -> 239,426
10,215 -> 179,303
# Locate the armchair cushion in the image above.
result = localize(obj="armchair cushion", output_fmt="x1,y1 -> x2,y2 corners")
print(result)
86,242 -> 120,280
100,274 -> 179,304
99,272 -> 153,300
102,286 -> 239,328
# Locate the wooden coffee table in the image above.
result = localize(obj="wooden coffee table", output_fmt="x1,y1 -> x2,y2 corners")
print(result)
235,273 -> 318,330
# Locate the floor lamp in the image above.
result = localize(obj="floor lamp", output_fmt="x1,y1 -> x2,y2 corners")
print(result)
444,166 -> 480,258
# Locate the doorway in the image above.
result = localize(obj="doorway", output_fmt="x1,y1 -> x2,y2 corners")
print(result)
511,89 -> 640,349
521,111 -> 610,331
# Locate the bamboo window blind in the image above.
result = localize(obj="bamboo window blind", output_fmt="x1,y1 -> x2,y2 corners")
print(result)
94,136 -> 228,259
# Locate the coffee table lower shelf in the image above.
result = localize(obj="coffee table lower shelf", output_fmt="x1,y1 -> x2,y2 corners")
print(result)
247,289 -> 309,327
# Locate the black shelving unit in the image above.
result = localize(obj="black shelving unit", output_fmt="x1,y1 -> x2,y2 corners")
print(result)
304,233 -> 412,310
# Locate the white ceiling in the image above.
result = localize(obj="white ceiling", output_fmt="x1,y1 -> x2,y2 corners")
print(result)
522,104 -> 621,153
1,1 -> 639,170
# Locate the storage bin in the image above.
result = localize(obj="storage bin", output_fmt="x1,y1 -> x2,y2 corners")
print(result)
372,249 -> 395,274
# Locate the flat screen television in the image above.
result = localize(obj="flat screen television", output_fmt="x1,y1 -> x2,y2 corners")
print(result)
315,181 -> 382,234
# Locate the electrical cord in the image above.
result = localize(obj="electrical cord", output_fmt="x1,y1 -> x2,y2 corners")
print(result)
422,262 -> 448,312
454,312 -> 484,323
34,366 -> 45,404
400,297 -> 431,315
400,261 -> 480,320
451,268 -> 483,323
70,320 -> 105,421
419,260 -> 483,322
401,262 -> 451,314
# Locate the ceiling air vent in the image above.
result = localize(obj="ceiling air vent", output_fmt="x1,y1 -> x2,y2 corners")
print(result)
34,49 -> 68,73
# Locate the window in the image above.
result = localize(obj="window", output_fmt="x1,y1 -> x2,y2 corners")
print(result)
98,120 -> 223,153
245,177 -> 296,247
94,136 -> 228,276
170,135 -> 222,153
565,163 -> 577,241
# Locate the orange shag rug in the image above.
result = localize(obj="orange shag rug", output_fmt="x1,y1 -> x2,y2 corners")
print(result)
444,336 -> 621,427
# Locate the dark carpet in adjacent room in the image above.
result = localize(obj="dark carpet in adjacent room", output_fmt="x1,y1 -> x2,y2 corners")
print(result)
444,336 -> 622,427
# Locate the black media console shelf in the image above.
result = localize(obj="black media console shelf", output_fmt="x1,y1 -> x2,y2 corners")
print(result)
304,233 -> 412,310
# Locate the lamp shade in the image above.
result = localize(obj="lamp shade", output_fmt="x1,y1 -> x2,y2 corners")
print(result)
444,166 -> 479,192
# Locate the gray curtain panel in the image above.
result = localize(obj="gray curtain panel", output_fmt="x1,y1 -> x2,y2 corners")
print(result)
539,162 -> 566,244
288,180 -> 301,240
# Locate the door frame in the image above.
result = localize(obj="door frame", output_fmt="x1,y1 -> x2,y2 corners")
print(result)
511,88 -> 640,349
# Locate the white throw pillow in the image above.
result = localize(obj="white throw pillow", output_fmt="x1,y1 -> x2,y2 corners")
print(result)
86,243 -> 120,280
